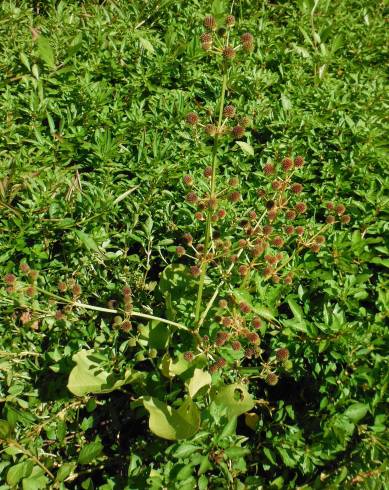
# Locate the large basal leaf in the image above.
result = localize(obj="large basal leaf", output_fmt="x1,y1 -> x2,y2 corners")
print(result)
186,369 -> 212,398
211,383 -> 255,419
143,396 -> 200,440
67,350 -> 136,397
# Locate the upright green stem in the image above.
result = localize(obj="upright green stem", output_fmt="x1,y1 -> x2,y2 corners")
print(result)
194,71 -> 228,325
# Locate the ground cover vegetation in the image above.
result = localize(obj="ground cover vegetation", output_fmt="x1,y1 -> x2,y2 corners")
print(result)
0,0 -> 388,488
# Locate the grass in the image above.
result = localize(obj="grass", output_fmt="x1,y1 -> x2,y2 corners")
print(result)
0,0 -> 388,488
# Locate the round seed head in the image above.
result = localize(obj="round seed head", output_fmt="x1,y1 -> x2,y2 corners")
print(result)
183,174 -> 193,186
205,124 -> 217,137
263,225 -> 273,235
271,179 -> 282,190
72,283 -> 81,296
251,245 -> 264,257
123,286 -> 132,296
239,301 -> 251,314
286,209 -> 296,220
326,201 -> 335,210
225,14 -> 235,27
4,273 -> 16,285
231,340 -> 241,351
249,210 -> 257,220
272,236 -> 284,248
200,32 -> 212,44
239,116 -> 251,128
223,46 -> 236,59
232,125 -> 245,138
26,286 -> 36,297
207,196 -> 218,210
238,264 -> 249,277
186,112 -> 199,125
209,364 -> 218,374
176,246 -> 185,256
29,270 -> 38,281
58,281 -> 67,292
276,348 -> 289,361
310,243 -> 320,253
336,204 -> 346,215
219,299 -> 228,309
223,105 -> 236,118
238,239 -> 247,248
263,266 -> 273,277
341,214 -> 351,224
282,157 -> 293,172
204,15 -> 217,30
241,32 -> 254,43
246,332 -> 260,344
183,233 -> 193,245
186,191 -> 198,203
252,317 -> 262,328
222,316 -> 233,327
291,183 -> 303,194
230,254 -> 238,263
190,265 -> 201,277
218,208 -> 226,219
267,209 -> 277,221
263,162 -> 275,175
195,211 -> 204,221
284,273 -> 293,285
229,176 -> 239,187
203,166 -> 212,178
245,347 -> 255,359
216,331 -> 229,346
294,155 -> 304,167
295,201 -> 307,214
229,190 -> 241,202
315,235 -> 326,245
121,320 -> 132,332
216,357 -> 226,368
265,372 -> 279,386
184,351 -> 194,362
296,225 -> 305,236
285,225 -> 295,235
19,263 -> 30,273
326,215 -> 335,224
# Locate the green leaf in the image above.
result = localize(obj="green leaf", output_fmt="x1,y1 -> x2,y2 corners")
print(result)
344,403 -> 369,423
56,463 -> 75,482
0,419 -> 11,438
287,298 -> 304,321
235,141 -> 254,156
7,461 -> 34,486
143,397 -> 200,440
75,230 -> 99,252
67,350 -> 137,396
186,369 -> 212,398
211,383 -> 255,419
78,440 -> 104,465
37,36 -> 55,68
139,37 -> 155,54
22,467 -> 48,490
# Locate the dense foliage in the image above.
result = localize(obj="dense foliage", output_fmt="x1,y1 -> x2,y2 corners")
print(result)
0,0 -> 387,488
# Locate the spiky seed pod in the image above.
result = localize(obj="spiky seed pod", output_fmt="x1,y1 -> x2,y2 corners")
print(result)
72,283 -> 81,297
271,179 -> 282,190
28,270 -> 38,281
266,199 -> 275,210
232,125 -> 244,138
195,211 -> 204,221
295,202 -> 307,214
218,209 -> 226,219
310,243 -> 320,253
223,46 -> 236,59
190,265 -> 201,277
201,166 -> 212,178
265,254 -> 277,265
263,163 -> 275,175
219,299 -> 228,309
239,302 -> 251,314
268,209 -> 277,221
183,174 -> 193,186
123,286 -> 132,296
241,32 -> 254,51
230,254 -> 238,263
272,236 -> 284,248
249,210 -> 257,220
207,196 -> 218,210
285,225 -> 295,235
201,40 -> 212,51
222,316 -> 233,327
291,183 -> 303,194
55,310 -> 65,321
6,285 -> 16,294
58,281 -> 67,293
286,209 -> 296,220
252,317 -> 262,328
296,226 -> 304,236
326,202 -> 335,211
336,204 -> 346,215
183,233 -> 193,245
223,105 -> 236,118
282,157 -> 294,172
284,273 -> 293,285
229,191 -> 241,202
265,372 -> 279,386
251,245 -> 264,257
229,176 -> 239,187
294,155 -> 304,167
231,340 -> 242,351
186,112 -> 199,125
19,263 -> 30,273
196,244 -> 205,253
216,331 -> 229,346
204,15 -> 217,30
245,347 -> 255,359
26,286 -> 36,297
238,239 -> 247,248
225,14 -> 235,27
176,246 -> 185,256
186,191 -> 198,203
238,264 -> 249,277
211,214 -> 218,223
341,214 -> 351,224
326,215 -> 335,224
121,320 -> 132,332
4,273 -> 16,284
216,357 -> 226,368
276,252 -> 283,262
200,32 -> 212,50
276,348 -> 289,361
246,332 -> 260,344
184,351 -> 194,362
315,235 -> 326,245
209,364 -> 218,374
263,225 -> 273,235
263,266 -> 273,277
204,124 -> 217,137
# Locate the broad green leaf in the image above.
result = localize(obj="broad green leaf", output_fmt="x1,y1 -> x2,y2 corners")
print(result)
287,298 -> 304,321
344,403 -> 368,423
78,440 -> 104,465
211,383 -> 255,419
37,36 -> 55,68
139,37 -> 155,54
236,141 -> 254,156
75,230 -> 99,252
56,463 -> 75,482
143,397 -> 200,440
7,461 -> 34,486
67,350 -> 136,396
186,369 -> 212,398
22,467 -> 48,490
0,419 -> 11,438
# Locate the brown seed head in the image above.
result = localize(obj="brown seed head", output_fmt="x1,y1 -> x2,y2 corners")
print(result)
219,299 -> 228,309
231,340 -> 242,351
203,166 -> 212,178
271,179 -> 282,190
190,265 -> 201,277
176,246 -> 185,256
245,347 -> 255,359
286,209 -> 297,220
204,15 -> 217,30
222,316 -> 233,327
4,273 -> 16,285
19,263 -> 30,273
29,270 -> 38,281
296,225 -> 304,236
239,302 -> 251,314
223,105 -> 236,118
123,286 -> 132,296
232,125 -> 244,139
229,176 -> 239,187
272,236 -> 284,248
195,211 -> 204,221
276,348 -> 289,361
238,264 -> 249,277
184,351 -> 194,362
72,283 -> 81,297
249,210 -> 257,220
183,233 -> 193,245
205,124 -> 217,136
121,320 -> 132,332
225,14 -> 235,27
294,155 -> 304,168
246,332 -> 260,344
263,266 -> 273,277
186,191 -> 198,203
223,46 -> 236,59
267,209 -> 277,221
263,225 -> 273,236
229,191 -> 241,203
282,157 -> 293,172
216,331 -> 229,346
326,201 -> 335,211
186,112 -> 199,125
315,235 -> 326,245
285,225 -> 295,235
291,183 -> 303,194
284,273 -> 293,285
218,208 -> 226,219
326,215 -> 335,224
265,372 -> 279,386
295,202 -> 307,214
58,281 -> 67,293
336,204 -> 346,215
239,116 -> 251,128
264,163 -> 275,175
341,214 -> 351,224
310,243 -> 320,253
238,239 -> 247,248
183,174 -> 193,186
252,317 -> 262,329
